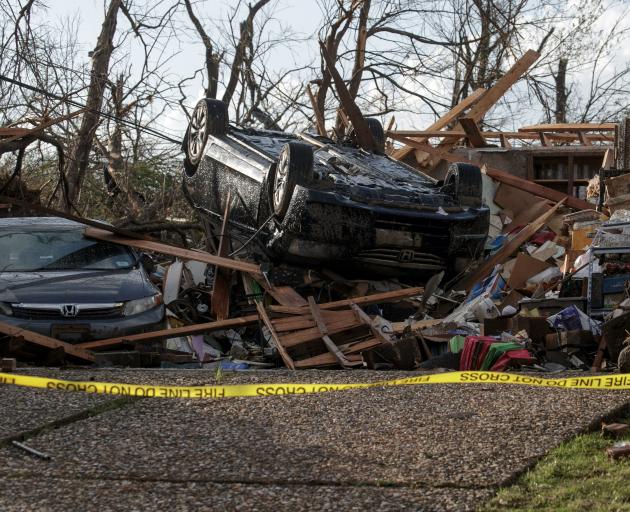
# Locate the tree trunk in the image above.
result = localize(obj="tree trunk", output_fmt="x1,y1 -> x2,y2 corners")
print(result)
63,0 -> 122,210
555,57 -> 568,123
183,0 -> 220,99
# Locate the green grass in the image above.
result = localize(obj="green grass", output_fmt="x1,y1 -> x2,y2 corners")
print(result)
483,422 -> 630,512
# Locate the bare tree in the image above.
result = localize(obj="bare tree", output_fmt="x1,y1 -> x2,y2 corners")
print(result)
63,0 -> 122,209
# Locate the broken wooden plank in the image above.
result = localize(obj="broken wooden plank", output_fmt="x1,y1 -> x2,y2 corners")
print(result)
387,133 -> 593,211
464,50 -> 540,123
269,287 -> 424,315
77,314 -> 260,350
391,87 -> 486,160
319,41 -> 375,152
453,199 -> 566,291
0,321 -> 94,362
211,192 -> 233,320
438,50 -> 540,149
251,275 -> 309,307
280,317 -> 364,348
460,117 -> 487,147
273,310 -> 357,332
307,296 -> 356,368
256,302 -> 295,370
388,130 -> 614,142
519,122 -> 616,132
84,227 -> 262,277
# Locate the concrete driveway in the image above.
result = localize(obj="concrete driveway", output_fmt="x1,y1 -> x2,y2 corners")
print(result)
1,369 -> 629,511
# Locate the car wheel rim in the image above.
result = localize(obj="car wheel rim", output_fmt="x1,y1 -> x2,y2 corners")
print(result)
274,149 -> 289,210
188,103 -> 207,159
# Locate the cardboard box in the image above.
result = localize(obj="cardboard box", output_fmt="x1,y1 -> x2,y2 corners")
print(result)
545,330 -> 595,350
507,252 -> 553,290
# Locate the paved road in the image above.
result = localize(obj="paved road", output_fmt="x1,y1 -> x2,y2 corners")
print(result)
1,368 -> 629,511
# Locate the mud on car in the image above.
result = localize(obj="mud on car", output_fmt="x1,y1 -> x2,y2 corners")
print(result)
181,99 -> 489,276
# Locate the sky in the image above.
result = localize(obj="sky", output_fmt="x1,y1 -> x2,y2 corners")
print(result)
39,0 -> 325,139
19,0 -> 630,141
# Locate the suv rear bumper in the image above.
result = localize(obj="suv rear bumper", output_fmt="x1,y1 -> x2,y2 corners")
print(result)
268,186 -> 489,272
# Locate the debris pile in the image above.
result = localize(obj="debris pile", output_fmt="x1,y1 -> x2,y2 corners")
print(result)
2,152 -> 630,374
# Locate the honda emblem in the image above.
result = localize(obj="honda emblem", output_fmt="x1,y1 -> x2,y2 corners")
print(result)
398,249 -> 414,262
60,304 -> 79,318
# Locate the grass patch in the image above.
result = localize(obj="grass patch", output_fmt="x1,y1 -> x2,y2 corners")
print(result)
482,421 -> 630,511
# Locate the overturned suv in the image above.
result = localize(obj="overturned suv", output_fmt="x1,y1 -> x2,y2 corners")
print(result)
182,99 -> 489,276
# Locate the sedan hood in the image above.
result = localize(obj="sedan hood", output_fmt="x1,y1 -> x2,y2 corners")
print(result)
0,269 -> 156,304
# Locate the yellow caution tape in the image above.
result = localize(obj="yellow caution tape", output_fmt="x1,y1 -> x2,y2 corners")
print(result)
2,372 -> 630,398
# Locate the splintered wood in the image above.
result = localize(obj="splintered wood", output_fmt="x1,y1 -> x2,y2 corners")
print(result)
257,292 -> 410,369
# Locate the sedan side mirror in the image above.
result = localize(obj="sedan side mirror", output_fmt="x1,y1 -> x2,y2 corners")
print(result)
139,253 -> 156,273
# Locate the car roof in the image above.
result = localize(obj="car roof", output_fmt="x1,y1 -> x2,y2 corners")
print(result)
0,216 -> 87,230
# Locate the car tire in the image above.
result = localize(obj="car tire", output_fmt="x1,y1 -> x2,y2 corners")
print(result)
186,99 -> 229,166
348,118 -> 385,154
271,141 -> 313,219
444,162 -> 483,208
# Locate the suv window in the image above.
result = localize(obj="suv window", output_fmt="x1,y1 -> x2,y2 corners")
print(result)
0,230 -> 135,271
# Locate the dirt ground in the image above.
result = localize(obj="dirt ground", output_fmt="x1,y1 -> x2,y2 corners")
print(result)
1,368 -> 629,511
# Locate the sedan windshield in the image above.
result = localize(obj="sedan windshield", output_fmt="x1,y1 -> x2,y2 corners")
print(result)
0,230 -> 136,271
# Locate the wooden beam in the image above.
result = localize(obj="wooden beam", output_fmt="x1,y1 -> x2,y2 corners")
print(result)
0,321 -> 94,362
539,132 -> 550,146
391,87 -> 486,160
460,117 -> 487,147
84,227 -> 262,277
273,310 -> 356,332
465,50 -> 540,122
453,199 -> 566,291
388,130 -> 614,142
438,50 -> 540,149
306,83 -> 326,136
256,302 -> 295,369
319,41 -> 375,151
499,133 -> 512,148
211,192 -> 233,320
77,314 -> 260,350
519,123 -> 616,133
308,296 -> 356,367
280,317 -> 364,348
269,287 -> 424,315
250,275 -> 308,307
387,133 -> 593,211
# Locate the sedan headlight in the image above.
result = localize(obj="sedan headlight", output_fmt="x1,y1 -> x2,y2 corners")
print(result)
0,302 -> 12,316
122,294 -> 162,316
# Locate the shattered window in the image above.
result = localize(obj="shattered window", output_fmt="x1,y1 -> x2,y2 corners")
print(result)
0,230 -> 135,271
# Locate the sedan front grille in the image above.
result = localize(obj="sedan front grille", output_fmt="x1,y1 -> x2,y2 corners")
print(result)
11,304 -> 123,320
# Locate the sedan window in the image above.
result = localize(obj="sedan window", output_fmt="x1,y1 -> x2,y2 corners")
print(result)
0,230 -> 135,271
